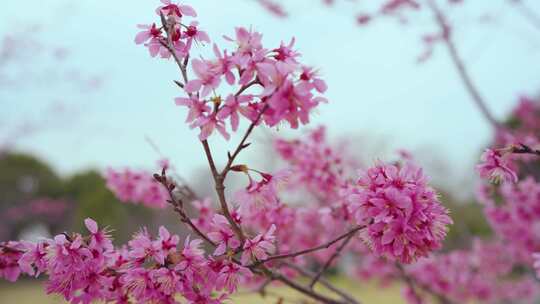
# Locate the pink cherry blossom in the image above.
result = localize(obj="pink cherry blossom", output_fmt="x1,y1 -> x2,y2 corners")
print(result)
533,252 -> 540,279
347,161 -> 452,263
184,21 -> 210,45
477,148 -> 518,183
241,224 -> 276,265
156,0 -> 197,20
175,95 -> 211,125
185,58 -> 222,98
105,167 -> 168,209
208,214 -> 241,256
216,94 -> 254,131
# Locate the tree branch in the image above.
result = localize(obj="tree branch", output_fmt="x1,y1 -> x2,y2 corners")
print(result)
201,140 -> 246,241
255,225 -> 365,265
509,0 -> 540,32
396,263 -> 454,304
285,262 -> 361,304
221,104 -> 269,178
309,231 -> 355,288
426,0 -> 500,129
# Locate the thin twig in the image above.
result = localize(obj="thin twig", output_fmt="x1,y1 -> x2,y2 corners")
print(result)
158,13 -> 358,303
272,272 -> 347,304
222,104 -> 269,178
396,263 -> 454,304
426,0 -> 500,129
509,0 -> 540,32
155,172 -> 216,246
201,140 -> 246,241
255,225 -> 365,265
511,143 -> 540,156
309,231 -> 355,288
396,263 -> 423,304
285,262 -> 361,304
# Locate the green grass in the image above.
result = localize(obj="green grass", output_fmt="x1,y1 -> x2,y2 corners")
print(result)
0,278 -> 405,303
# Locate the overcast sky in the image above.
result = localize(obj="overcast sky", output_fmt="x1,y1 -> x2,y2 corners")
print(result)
2,0 -> 540,194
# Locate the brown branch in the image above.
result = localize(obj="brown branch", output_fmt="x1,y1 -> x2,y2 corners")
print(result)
396,263 -> 454,304
221,104 -> 269,178
510,143 -> 540,156
309,231 -> 355,289
426,0 -> 500,130
201,140 -> 246,241
156,13 -> 357,304
271,272 -> 348,304
396,263 -> 424,304
159,12 -> 189,86
285,262 -> 361,304
155,171 -> 216,246
255,225 -> 365,265
160,11 -> 247,242
509,0 -> 540,32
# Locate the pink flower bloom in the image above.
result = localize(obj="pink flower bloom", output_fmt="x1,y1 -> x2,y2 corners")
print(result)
128,228 -> 155,262
105,167 -> 168,209
225,27 -> 263,58
191,198 -> 216,232
185,58 -> 222,98
212,44 -> 236,85
176,237 -> 205,276
134,23 -> 162,45
234,170 -> 290,217
184,21 -> 210,45
134,23 -> 169,58
265,79 -> 326,129
121,267 -> 154,301
298,66 -> 327,94
152,226 -> 180,265
175,95 -> 211,125
217,94 -> 254,131
241,224 -> 276,265
18,241 -> 48,277
274,126 -> 346,200
272,38 -> 300,75
151,267 -> 179,295
208,215 -> 241,256
347,161 -> 452,263
533,252 -> 540,279
476,149 -> 518,183
192,112 -> 230,141
156,0 -> 197,20
0,241 -> 25,282
216,262 -> 252,293
85,218 -> 113,253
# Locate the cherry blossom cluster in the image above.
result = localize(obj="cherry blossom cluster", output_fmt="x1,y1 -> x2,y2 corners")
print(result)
476,148 -> 518,184
346,161 -> 452,264
105,166 -> 168,209
274,126 -> 349,201
477,176 -> 540,262
135,1 -> 207,59
4,198 -> 69,220
405,239 -> 538,304
0,218 -> 267,303
0,2 -> 458,303
475,95 -> 540,283
136,0 -> 328,140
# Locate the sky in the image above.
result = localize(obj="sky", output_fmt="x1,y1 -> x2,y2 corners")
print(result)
2,0 -> 540,195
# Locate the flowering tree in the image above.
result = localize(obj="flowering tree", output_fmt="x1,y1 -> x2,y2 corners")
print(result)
0,1 -> 539,304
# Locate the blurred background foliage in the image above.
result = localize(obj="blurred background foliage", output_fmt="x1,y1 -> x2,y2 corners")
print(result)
0,152 -> 179,244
